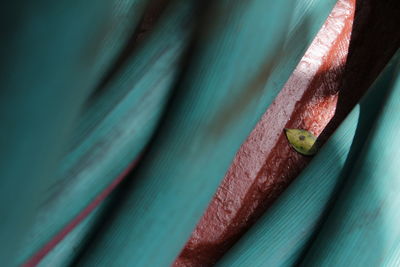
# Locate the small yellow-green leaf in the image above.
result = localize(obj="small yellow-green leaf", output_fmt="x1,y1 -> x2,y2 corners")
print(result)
284,128 -> 318,156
